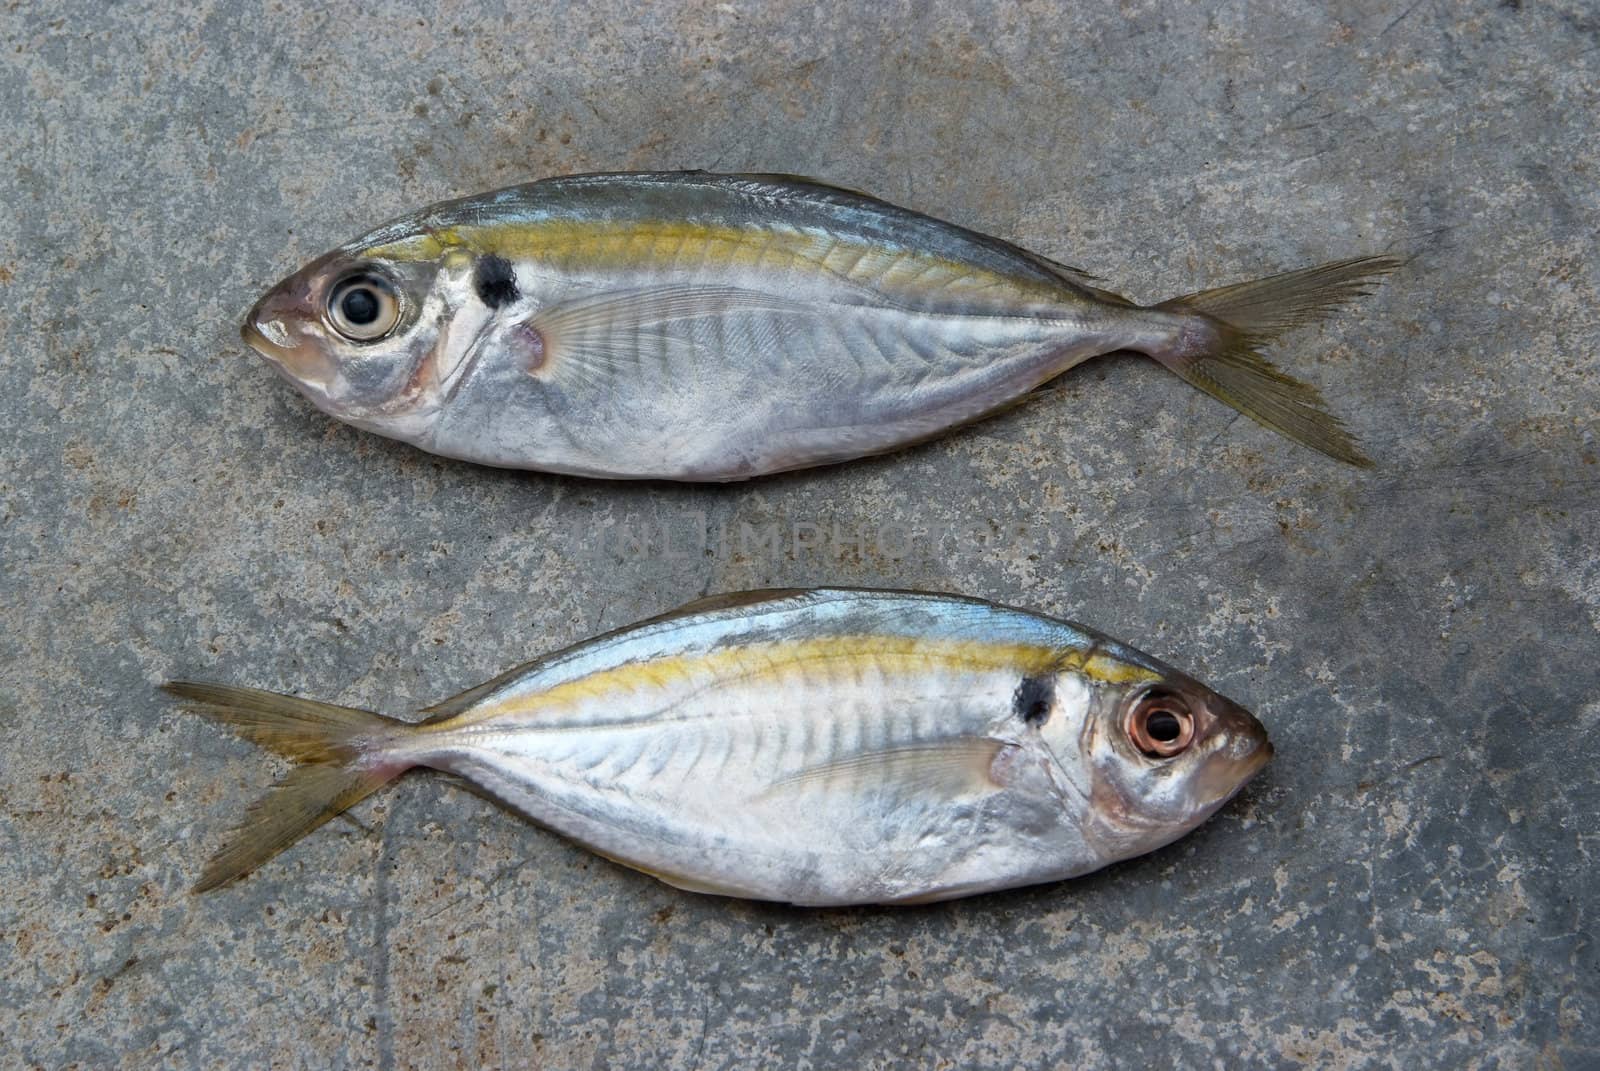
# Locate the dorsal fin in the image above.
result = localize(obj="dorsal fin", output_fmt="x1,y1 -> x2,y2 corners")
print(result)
654,587 -> 812,619
730,171 -> 882,199
418,660 -> 543,722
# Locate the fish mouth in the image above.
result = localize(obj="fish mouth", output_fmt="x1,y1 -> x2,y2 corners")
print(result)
240,316 -> 283,360
241,295 -> 336,392
1193,698 -> 1274,803
1237,735 -> 1274,779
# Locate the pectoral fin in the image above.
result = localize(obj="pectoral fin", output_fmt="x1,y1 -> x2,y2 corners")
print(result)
761,737 -> 1014,802
518,284 -> 810,388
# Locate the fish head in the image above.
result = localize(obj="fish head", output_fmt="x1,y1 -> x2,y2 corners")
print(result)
1043,650 -> 1273,859
241,222 -> 480,439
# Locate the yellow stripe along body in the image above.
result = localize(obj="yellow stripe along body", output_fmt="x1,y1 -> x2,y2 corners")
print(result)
437,634 -> 1157,731
365,217 -> 1071,311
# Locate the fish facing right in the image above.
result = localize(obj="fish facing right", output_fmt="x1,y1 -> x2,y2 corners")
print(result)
242,171 -> 1398,479
165,588 -> 1272,905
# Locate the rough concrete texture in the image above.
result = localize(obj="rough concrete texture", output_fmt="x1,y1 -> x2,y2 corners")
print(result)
1,1 -> 1596,1067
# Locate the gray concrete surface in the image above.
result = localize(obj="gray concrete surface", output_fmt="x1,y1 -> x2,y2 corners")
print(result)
2,1 -> 1596,1067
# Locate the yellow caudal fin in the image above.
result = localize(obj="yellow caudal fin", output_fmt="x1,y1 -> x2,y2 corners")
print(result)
1150,255 -> 1403,467
163,682 -> 413,892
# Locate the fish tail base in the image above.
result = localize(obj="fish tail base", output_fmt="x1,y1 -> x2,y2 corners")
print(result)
163,681 -> 413,892
1149,255 -> 1401,467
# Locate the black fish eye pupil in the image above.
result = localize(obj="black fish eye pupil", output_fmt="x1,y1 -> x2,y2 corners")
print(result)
341,286 -> 379,325
1147,710 -> 1182,741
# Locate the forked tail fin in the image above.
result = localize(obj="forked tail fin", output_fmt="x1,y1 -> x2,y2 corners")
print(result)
163,682 -> 414,892
1150,255 -> 1402,467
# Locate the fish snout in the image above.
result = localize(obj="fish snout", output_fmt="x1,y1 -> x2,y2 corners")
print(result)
1193,694 -> 1273,802
241,286 -> 337,392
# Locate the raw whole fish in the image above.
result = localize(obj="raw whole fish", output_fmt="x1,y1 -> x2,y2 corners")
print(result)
167,588 -> 1272,905
242,171 -> 1397,479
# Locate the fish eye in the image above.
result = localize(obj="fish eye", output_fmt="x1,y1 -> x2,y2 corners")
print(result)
1125,691 -> 1195,758
326,273 -> 400,342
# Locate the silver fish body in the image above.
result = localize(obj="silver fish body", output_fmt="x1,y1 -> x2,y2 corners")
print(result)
169,589 -> 1272,904
243,172 -> 1397,478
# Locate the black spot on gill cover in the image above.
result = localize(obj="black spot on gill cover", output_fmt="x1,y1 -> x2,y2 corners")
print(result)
1014,675 -> 1054,726
475,254 -> 520,309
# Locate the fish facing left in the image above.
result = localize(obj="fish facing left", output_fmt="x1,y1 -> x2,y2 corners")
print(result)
240,170 -> 1398,480
165,588 -> 1272,905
